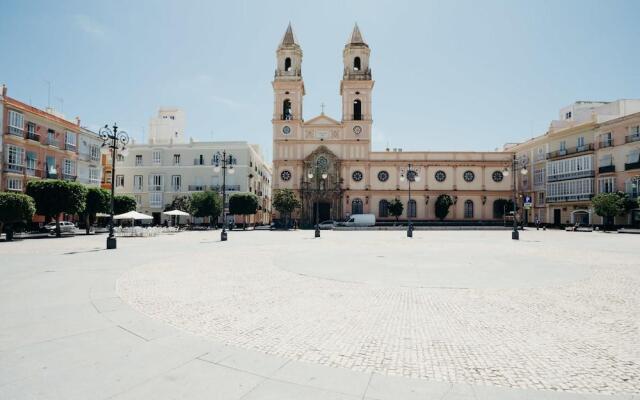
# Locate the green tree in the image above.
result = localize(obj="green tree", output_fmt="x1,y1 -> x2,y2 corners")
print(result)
0,192 -> 36,241
164,195 -> 191,212
190,191 -> 222,227
83,187 -> 110,235
26,180 -> 87,237
387,198 -> 404,225
592,192 -> 627,230
113,195 -> 137,215
272,189 -> 301,228
229,193 -> 259,230
435,194 -> 454,221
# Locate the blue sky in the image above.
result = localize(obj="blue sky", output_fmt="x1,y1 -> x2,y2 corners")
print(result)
2,0 -> 639,160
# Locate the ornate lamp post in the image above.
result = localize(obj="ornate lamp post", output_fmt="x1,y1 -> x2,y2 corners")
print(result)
308,167 -> 328,238
99,123 -> 129,250
502,155 -> 527,240
400,164 -> 420,238
213,151 -> 235,241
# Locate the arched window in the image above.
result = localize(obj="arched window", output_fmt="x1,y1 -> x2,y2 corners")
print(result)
379,199 -> 389,217
464,200 -> 474,218
407,199 -> 417,218
352,198 -> 363,215
353,99 -> 362,120
353,57 -> 361,71
284,57 -> 292,71
282,99 -> 292,120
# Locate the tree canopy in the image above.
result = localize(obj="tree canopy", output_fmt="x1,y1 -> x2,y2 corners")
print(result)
0,192 -> 36,240
229,193 -> 259,229
387,198 -> 404,224
164,195 -> 191,212
272,189 -> 300,215
190,191 -> 222,225
113,195 -> 137,215
83,187 -> 110,234
435,194 -> 454,221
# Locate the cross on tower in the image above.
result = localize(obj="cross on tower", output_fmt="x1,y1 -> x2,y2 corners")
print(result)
320,102 -> 325,115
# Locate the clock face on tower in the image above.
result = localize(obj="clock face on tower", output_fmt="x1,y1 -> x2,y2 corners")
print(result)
282,126 -> 291,135
353,126 -> 362,135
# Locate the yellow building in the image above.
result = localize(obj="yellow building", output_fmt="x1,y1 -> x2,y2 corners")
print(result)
272,24 -> 514,225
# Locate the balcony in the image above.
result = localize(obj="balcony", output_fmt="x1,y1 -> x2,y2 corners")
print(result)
599,139 -> 613,148
172,185 -> 182,192
149,185 -> 163,192
45,138 -> 59,147
209,184 -> 241,192
4,163 -> 24,173
546,193 -> 594,203
188,185 -> 206,191
546,143 -> 594,159
598,165 -> 615,174
626,134 -> 640,144
547,170 -> 595,182
26,132 -> 40,142
65,143 -> 77,152
25,168 -> 43,178
62,174 -> 77,182
625,161 -> 640,171
78,153 -> 91,162
7,126 -> 24,137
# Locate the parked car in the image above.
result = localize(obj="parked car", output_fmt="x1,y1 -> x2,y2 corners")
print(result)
342,213 -> 376,227
44,221 -> 76,234
317,220 -> 337,230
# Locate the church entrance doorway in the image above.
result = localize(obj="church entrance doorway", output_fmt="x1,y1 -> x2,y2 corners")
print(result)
313,202 -> 331,223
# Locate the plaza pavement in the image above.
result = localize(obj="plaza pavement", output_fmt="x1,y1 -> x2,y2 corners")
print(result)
0,229 -> 638,399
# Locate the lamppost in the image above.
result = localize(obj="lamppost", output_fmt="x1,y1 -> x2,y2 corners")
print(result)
400,164 -> 420,238
99,123 -> 129,250
502,155 -> 527,240
308,166 -> 327,238
213,151 -> 235,241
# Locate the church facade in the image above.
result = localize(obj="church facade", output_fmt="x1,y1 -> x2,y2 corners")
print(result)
272,24 -> 514,225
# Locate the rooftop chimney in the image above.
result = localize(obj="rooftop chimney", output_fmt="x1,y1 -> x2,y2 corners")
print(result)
1,84 -> 6,97
75,116 -> 81,126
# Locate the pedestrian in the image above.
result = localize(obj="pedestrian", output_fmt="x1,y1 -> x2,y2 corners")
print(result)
535,217 -> 540,230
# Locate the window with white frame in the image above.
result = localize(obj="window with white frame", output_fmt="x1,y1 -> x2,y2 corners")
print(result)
149,174 -> 163,191
135,155 -> 143,166
625,178 -> 639,198
8,110 -> 24,134
152,151 -> 161,165
7,145 -> 25,166
533,168 -> 545,187
89,168 -> 100,184
133,175 -> 144,191
577,136 -> 585,148
149,192 -> 163,208
547,155 -> 593,180
598,177 -> 616,193
559,141 -> 566,151
600,154 -> 613,167
115,175 -> 124,187
63,159 -> 76,176
90,144 -> 101,161
627,149 -> 640,164
536,192 -> 545,205
26,152 -> 37,170
173,154 -> 181,165
171,175 -> 181,192
134,194 -> 142,205
600,132 -> 612,146
65,131 -> 77,148
7,177 -> 23,191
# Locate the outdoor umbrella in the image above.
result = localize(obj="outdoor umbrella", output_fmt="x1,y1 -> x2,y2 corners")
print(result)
163,209 -> 190,225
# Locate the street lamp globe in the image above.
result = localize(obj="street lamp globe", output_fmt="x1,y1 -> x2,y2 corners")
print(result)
229,166 -> 235,174
414,175 -> 421,182
502,167 -> 510,177
321,172 -> 328,179
213,164 -> 221,173
520,167 -> 528,175
308,172 -> 314,179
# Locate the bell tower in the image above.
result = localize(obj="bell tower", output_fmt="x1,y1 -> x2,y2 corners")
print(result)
340,23 -> 374,144
273,23 -> 305,142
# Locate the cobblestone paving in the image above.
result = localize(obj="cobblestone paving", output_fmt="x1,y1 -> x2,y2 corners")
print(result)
117,230 -> 640,394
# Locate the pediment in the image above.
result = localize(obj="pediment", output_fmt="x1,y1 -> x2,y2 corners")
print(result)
305,114 -> 341,126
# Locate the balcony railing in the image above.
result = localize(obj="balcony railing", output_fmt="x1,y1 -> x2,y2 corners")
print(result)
625,161 -> 640,171
172,185 -> 181,192
4,163 -> 24,173
188,185 -> 206,191
26,132 -> 40,142
62,174 -> 77,181
546,193 -> 594,203
209,184 -> 241,191
45,138 -> 59,147
149,185 -> 163,192
65,143 -> 77,151
546,143 -> 594,159
598,165 -> 615,174
25,168 -> 43,178
7,126 -> 24,137
626,134 -> 640,144
547,169 -> 595,182
599,139 -> 613,148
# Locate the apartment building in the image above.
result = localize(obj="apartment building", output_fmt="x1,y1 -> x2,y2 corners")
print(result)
114,138 -> 272,225
508,100 -> 640,227
1,85 -> 102,194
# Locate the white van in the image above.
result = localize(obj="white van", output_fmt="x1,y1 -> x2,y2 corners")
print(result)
342,213 -> 376,227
